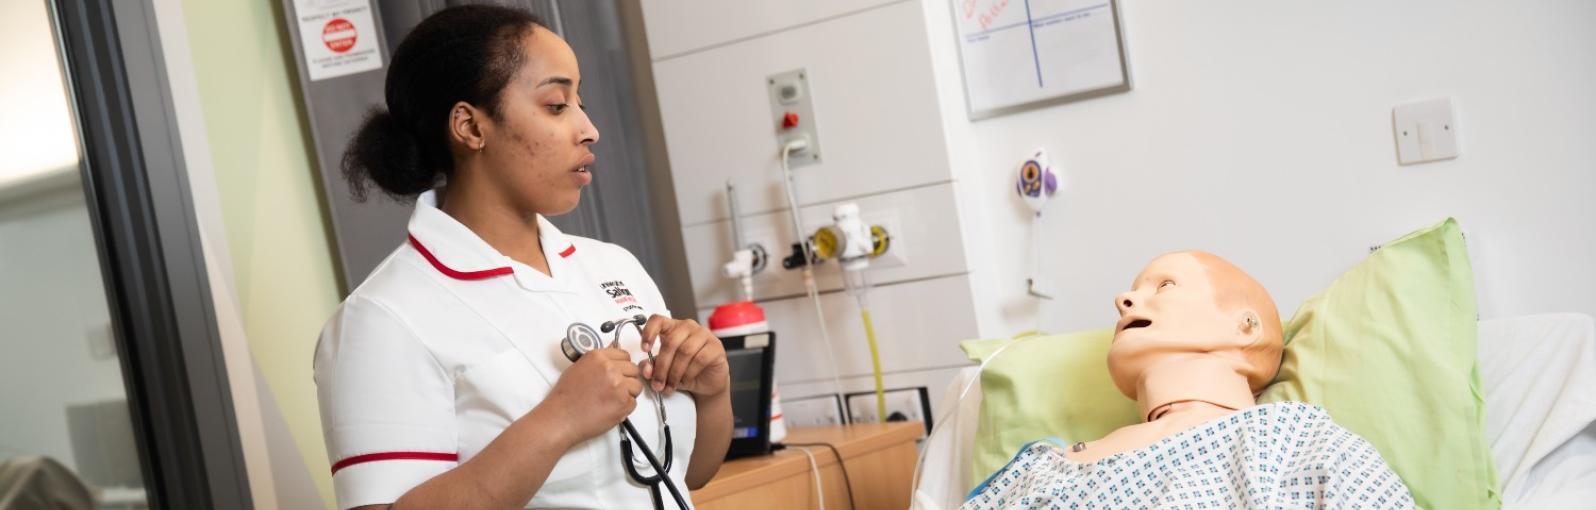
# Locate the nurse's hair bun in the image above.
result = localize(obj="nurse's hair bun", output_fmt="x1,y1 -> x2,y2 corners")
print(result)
340,4 -> 545,202
342,108 -> 429,201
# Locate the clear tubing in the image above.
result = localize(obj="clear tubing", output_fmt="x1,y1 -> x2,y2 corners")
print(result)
781,143 -> 847,401
909,334 -> 1032,497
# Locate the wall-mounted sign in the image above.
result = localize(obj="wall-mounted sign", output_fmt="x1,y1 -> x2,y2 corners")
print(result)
294,0 -> 382,81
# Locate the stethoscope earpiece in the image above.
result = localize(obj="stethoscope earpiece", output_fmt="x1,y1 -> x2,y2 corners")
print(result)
601,314 -> 648,334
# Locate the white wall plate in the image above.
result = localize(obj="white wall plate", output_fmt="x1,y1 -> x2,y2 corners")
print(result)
1393,98 -> 1460,165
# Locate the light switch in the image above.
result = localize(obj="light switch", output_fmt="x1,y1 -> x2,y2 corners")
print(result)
1393,98 -> 1460,165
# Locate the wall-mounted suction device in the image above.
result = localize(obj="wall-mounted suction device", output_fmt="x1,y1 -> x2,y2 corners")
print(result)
720,181 -> 768,301
809,203 -> 892,421
1016,149 -> 1060,300
809,203 -> 890,272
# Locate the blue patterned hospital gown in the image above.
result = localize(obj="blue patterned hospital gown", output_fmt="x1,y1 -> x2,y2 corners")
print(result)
963,402 -> 1414,509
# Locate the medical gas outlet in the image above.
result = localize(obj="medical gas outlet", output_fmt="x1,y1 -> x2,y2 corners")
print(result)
721,181 -> 767,301
811,203 -> 890,272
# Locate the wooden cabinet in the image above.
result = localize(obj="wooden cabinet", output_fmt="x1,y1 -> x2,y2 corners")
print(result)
691,422 -> 924,510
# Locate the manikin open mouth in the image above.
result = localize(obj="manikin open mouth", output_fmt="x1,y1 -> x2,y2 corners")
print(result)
1122,319 -> 1152,331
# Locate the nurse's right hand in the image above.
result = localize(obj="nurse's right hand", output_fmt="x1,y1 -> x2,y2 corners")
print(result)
544,347 -> 643,444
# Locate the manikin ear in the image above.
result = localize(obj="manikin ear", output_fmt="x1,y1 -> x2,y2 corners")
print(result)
1237,310 -> 1263,341
449,101 -> 489,152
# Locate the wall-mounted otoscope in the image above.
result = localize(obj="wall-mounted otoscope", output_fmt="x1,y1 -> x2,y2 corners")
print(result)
1016,148 -> 1061,300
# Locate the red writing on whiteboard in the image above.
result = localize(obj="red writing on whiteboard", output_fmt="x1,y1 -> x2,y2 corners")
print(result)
977,0 -> 1011,31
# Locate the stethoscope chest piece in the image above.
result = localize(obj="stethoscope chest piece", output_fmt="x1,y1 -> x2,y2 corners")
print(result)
562,323 -> 604,362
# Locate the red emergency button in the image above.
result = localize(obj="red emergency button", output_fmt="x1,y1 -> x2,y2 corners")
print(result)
781,112 -> 800,129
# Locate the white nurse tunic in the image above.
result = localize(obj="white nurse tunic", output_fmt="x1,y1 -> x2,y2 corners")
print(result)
314,190 -> 697,509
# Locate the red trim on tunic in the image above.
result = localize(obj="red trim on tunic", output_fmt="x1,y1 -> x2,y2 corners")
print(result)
331,451 -> 458,474
408,234 -> 513,280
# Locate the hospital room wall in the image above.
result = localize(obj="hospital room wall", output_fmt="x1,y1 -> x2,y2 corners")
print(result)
922,1 -> 1596,336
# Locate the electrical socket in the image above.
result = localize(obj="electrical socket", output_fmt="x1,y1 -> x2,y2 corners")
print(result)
782,393 -> 848,428
845,386 -> 932,435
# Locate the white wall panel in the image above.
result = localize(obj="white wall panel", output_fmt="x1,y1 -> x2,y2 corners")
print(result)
640,0 -> 904,61
698,274 -> 978,386
650,0 -> 954,226
683,182 -> 968,306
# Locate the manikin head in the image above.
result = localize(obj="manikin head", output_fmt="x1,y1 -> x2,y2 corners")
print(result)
1106,251 -> 1284,401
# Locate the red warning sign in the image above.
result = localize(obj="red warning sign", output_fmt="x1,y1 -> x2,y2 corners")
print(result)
322,18 -> 357,53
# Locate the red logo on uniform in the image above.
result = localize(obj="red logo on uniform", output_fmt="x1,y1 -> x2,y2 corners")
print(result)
601,281 -> 643,312
322,18 -> 357,53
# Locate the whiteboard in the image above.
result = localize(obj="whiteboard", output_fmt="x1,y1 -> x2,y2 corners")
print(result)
951,0 -> 1130,119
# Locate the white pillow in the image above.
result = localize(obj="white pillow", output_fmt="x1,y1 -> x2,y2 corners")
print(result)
1477,313 -> 1596,504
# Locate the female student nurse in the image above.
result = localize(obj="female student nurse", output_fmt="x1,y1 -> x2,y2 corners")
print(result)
312,6 -> 732,509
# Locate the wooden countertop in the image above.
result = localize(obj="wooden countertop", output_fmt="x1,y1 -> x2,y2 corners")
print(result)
690,422 -> 925,503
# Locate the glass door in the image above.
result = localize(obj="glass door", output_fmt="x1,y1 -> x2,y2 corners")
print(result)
2,0 -> 253,508
0,1 -> 150,508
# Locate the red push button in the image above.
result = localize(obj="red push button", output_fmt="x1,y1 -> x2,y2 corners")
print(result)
781,112 -> 800,129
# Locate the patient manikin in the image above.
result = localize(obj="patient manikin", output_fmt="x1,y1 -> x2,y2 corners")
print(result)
963,252 -> 1415,509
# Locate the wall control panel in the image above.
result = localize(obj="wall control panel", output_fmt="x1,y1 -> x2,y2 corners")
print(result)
768,69 -> 822,168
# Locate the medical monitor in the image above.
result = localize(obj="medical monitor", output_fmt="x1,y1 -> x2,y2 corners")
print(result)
720,332 -> 776,460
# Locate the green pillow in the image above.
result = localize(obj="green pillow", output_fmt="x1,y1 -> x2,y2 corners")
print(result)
959,330 -> 1139,488
1258,217 -> 1498,509
960,218 -> 1497,508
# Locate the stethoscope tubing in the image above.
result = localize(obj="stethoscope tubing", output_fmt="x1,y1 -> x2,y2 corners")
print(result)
622,418 -> 687,510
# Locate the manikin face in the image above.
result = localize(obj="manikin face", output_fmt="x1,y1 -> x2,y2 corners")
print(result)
476,26 -> 600,216
1111,253 -> 1238,347
1106,252 -> 1269,399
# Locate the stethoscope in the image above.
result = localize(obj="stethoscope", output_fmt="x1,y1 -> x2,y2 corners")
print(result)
562,315 -> 688,510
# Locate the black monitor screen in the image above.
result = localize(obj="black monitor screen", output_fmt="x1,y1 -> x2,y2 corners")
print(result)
726,348 -> 765,439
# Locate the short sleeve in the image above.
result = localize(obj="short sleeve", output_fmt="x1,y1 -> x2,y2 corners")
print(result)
314,296 -> 458,509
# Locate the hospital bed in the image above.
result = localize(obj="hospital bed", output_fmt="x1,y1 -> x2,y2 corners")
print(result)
912,313 -> 1596,509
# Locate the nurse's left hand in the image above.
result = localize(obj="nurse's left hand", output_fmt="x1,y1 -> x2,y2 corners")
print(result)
639,315 -> 728,397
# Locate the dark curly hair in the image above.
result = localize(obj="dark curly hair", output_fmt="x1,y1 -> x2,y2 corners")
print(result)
341,5 -> 546,201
